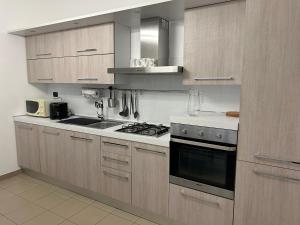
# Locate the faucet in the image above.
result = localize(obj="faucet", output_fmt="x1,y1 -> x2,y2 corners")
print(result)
95,99 -> 104,120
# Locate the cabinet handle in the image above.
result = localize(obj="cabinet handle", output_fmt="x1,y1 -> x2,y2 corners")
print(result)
77,49 -> 97,53
17,125 -> 33,130
253,170 -> 300,183
43,131 -> 59,136
77,78 -> 98,81
135,147 -> 167,155
37,78 -> 53,81
194,77 -> 234,81
254,154 -> 300,166
36,53 -> 52,56
103,156 -> 129,164
103,170 -> 129,181
102,141 -> 129,148
70,136 -> 93,142
180,189 -> 220,207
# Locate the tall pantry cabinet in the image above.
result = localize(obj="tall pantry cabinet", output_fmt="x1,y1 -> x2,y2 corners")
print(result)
235,0 -> 300,225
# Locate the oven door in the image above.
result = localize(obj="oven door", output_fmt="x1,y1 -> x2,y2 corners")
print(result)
170,138 -> 237,199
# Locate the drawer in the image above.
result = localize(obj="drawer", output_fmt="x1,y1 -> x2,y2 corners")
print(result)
101,151 -> 131,172
100,167 -> 131,204
101,137 -> 131,156
169,184 -> 234,225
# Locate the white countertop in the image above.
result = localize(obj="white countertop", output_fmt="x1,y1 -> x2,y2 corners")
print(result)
170,112 -> 239,130
13,115 -> 171,147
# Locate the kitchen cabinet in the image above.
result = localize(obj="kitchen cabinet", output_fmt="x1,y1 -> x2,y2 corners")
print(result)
64,131 -> 100,192
183,0 -> 245,85
39,126 -> 66,179
26,32 -> 63,59
132,143 -> 169,217
238,0 -> 300,171
169,184 -> 234,225
15,123 -> 40,172
234,161 -> 300,225
27,59 -> 54,83
100,137 -> 132,204
63,23 -> 114,57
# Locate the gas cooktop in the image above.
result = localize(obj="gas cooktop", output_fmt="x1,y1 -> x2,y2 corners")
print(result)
116,123 -> 169,137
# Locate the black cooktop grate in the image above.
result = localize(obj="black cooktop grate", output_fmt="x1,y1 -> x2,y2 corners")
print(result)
116,123 -> 169,137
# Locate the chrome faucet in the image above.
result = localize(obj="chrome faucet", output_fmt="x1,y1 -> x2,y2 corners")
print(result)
95,99 -> 104,120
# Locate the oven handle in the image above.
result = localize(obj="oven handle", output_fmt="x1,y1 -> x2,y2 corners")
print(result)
170,138 -> 237,152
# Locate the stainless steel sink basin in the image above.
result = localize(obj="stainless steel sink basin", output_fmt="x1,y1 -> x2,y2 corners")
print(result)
58,117 -> 124,129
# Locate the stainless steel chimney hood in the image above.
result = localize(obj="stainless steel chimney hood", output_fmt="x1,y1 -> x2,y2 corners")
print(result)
108,17 -> 183,75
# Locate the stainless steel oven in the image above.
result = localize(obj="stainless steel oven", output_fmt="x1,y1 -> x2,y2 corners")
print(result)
170,123 -> 238,199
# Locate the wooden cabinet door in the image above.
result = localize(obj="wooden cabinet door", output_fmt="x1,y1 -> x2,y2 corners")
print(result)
26,32 -> 63,59
169,184 -> 234,225
39,126 -> 65,179
234,161 -> 300,225
238,0 -> 300,171
64,131 -> 100,192
75,54 -> 114,84
132,143 -> 169,216
63,23 -> 114,57
27,59 -> 54,83
15,123 -> 40,172
183,0 -> 245,85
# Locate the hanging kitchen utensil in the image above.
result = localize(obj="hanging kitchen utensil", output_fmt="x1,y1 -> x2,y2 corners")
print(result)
108,86 -> 116,108
134,90 -> 139,119
123,92 -> 129,117
119,92 -> 125,116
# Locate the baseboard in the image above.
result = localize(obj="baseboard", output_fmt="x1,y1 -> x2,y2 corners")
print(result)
0,169 -> 23,181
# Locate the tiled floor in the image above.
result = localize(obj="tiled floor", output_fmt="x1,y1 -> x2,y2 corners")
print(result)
0,173 -> 158,225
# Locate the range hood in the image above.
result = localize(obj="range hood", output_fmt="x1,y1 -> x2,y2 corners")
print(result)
108,17 -> 183,75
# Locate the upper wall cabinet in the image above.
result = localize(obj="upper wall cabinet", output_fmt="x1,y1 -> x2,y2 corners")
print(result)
63,23 -> 114,57
183,0 -> 245,85
26,32 -> 63,59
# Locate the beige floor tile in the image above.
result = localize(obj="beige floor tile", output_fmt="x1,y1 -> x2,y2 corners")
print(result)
35,192 -> 70,210
71,193 -> 95,204
53,187 -> 77,198
0,176 -> 25,189
69,206 -> 109,225
4,179 -> 37,195
92,201 -> 116,213
22,211 -> 64,225
18,184 -> 54,202
0,195 -> 30,214
50,198 -> 89,219
60,220 -> 77,225
112,209 -> 139,222
96,214 -> 133,225
0,188 -> 14,200
135,218 -> 158,225
5,203 -> 45,224
0,215 -> 15,225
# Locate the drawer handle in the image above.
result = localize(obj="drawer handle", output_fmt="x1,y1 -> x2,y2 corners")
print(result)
103,156 -> 129,164
37,78 -> 53,81
194,77 -> 234,81
36,53 -> 52,56
70,136 -> 93,142
253,170 -> 300,183
103,170 -> 129,181
77,49 -> 97,53
77,78 -> 99,81
17,125 -> 33,130
43,131 -> 60,136
254,154 -> 300,166
103,141 -> 129,148
135,147 -> 166,155
180,189 -> 220,207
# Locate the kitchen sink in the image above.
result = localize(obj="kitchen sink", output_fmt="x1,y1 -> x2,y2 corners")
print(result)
58,117 -> 124,129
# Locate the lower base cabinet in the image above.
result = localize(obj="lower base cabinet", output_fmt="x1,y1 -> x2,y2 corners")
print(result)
169,184 -> 234,225
234,161 -> 300,225
100,167 -> 132,204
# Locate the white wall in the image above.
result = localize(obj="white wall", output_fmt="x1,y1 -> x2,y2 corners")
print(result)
0,0 -> 171,176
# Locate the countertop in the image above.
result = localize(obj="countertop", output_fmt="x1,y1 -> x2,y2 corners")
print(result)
13,115 -> 171,147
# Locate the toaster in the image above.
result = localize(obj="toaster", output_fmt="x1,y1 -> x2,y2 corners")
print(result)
49,102 -> 69,120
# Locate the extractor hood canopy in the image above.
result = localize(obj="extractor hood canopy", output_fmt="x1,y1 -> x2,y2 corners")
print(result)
108,16 -> 183,75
